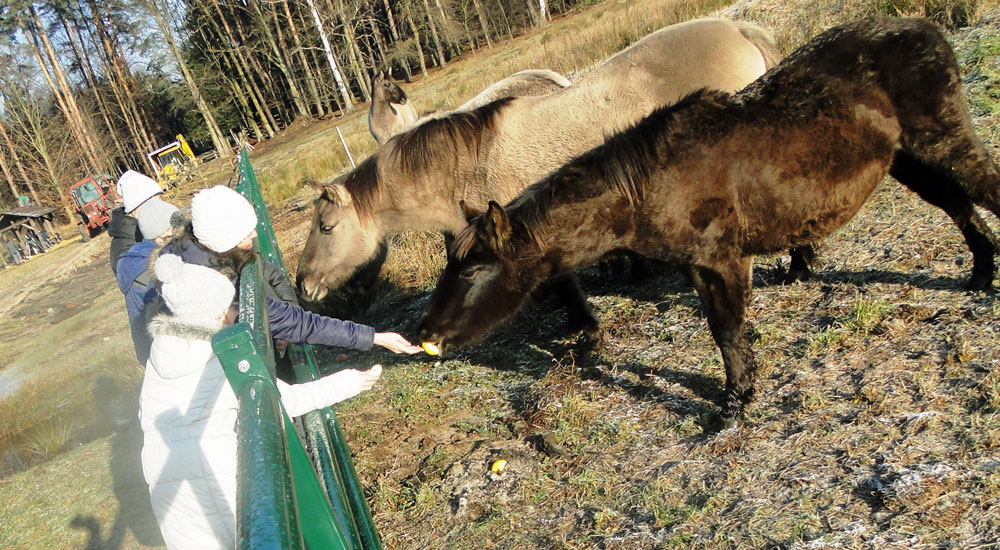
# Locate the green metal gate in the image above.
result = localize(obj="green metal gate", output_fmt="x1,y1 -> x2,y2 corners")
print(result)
211,150 -> 382,550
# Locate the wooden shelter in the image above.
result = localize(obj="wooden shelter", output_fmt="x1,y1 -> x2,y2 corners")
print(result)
0,204 -> 60,265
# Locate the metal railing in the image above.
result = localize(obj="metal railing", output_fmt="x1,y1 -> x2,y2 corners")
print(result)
211,149 -> 382,550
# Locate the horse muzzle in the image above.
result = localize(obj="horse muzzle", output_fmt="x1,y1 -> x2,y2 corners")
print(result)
296,276 -> 330,302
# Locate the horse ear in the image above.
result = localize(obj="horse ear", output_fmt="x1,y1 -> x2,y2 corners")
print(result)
459,199 -> 482,222
305,179 -> 324,193
480,201 -> 511,253
321,183 -> 352,207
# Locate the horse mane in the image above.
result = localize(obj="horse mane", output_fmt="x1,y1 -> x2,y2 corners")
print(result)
339,155 -> 381,224
508,89 -> 733,250
390,97 -> 514,176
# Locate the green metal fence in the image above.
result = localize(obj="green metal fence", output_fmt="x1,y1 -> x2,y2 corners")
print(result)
211,149 -> 382,550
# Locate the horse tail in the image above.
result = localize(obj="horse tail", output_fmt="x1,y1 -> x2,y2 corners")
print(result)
736,21 -> 783,70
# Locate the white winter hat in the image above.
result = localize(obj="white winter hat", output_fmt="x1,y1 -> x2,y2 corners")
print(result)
117,170 -> 163,213
191,186 -> 258,253
137,198 -> 183,240
155,254 -> 235,321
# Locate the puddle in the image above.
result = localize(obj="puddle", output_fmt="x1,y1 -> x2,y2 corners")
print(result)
0,364 -> 31,401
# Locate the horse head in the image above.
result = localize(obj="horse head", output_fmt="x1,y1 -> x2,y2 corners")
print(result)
296,177 -> 383,302
417,201 -> 535,354
373,71 -> 408,106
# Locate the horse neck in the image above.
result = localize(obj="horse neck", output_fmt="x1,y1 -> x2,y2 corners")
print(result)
511,178 -> 634,281
374,148 -> 477,234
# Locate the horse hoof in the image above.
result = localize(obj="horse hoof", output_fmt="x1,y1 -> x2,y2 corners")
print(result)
780,267 -> 811,285
965,272 -> 993,292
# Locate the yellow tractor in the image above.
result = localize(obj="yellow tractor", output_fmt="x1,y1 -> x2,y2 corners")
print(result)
147,134 -> 198,188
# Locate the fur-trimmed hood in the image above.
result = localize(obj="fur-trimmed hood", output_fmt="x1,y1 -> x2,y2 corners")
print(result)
147,313 -> 223,341
146,313 -> 224,380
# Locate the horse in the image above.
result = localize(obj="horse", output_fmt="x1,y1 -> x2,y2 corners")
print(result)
455,69 -> 571,112
297,18 -> 783,332
368,72 -> 420,145
415,18 -> 1000,429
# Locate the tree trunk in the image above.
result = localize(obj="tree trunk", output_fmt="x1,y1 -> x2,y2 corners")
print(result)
28,7 -> 106,174
0,120 -> 40,204
282,0 -> 326,117
0,145 -> 20,201
471,0 -> 493,47
148,0 -> 232,157
230,6 -> 285,128
327,0 -> 371,102
405,7 -> 429,78
61,13 -> 131,170
257,0 -> 310,118
434,0 -> 462,58
18,21 -> 100,178
205,0 -> 278,137
420,0 -> 446,67
85,0 -> 156,156
305,0 -> 354,111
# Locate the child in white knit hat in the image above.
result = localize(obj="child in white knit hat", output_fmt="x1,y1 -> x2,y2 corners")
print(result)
109,170 -> 164,275
140,253 -> 382,550
116,198 -> 185,365
160,185 -> 423,364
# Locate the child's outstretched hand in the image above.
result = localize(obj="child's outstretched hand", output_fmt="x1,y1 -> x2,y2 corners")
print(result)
357,364 -> 382,392
373,332 -> 422,354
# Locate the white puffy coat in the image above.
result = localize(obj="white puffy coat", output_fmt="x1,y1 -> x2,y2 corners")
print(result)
140,314 -> 369,550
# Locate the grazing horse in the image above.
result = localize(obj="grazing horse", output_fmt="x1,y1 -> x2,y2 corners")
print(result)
368,72 -> 420,145
415,18 -> 1000,428
456,69 -> 571,112
297,18 -> 782,330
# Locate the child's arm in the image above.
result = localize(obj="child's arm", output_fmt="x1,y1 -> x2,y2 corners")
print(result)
277,365 -> 382,418
266,296 -> 375,350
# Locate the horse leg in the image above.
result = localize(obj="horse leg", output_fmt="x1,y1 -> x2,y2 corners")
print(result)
785,245 -> 817,283
890,152 -> 997,290
546,273 -> 602,341
688,256 -> 756,429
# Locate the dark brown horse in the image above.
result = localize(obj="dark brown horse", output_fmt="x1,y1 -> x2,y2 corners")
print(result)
416,18 -> 1000,428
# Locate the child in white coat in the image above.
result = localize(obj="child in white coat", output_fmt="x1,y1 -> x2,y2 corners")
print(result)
140,254 -> 381,550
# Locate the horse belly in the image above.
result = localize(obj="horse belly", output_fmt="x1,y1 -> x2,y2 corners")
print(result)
739,158 -> 890,254
728,120 -> 896,254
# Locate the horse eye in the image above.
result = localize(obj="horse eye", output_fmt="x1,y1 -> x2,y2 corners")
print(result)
320,222 -> 338,234
459,266 -> 480,279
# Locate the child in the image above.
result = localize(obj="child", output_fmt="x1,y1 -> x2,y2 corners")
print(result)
160,185 -> 422,357
140,254 -> 382,549
110,170 -> 164,275
116,198 -> 184,364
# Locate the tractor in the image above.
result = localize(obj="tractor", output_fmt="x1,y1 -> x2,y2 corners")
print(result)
68,174 -> 119,240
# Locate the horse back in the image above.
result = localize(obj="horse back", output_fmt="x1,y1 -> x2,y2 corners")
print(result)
472,19 -> 777,203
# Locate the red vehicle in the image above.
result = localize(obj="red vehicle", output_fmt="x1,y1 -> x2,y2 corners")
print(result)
69,175 -> 120,239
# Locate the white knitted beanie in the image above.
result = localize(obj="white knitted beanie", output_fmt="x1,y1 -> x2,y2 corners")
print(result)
136,198 -> 183,240
155,254 -> 235,322
191,186 -> 258,253
117,170 -> 163,213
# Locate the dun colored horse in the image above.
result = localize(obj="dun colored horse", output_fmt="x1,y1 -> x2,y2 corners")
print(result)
455,69 -> 570,112
298,18 -> 782,328
368,72 -> 419,145
416,18 -> 1000,428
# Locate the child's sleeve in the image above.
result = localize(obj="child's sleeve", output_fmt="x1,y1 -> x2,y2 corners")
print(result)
276,369 -> 366,418
265,297 -> 375,350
